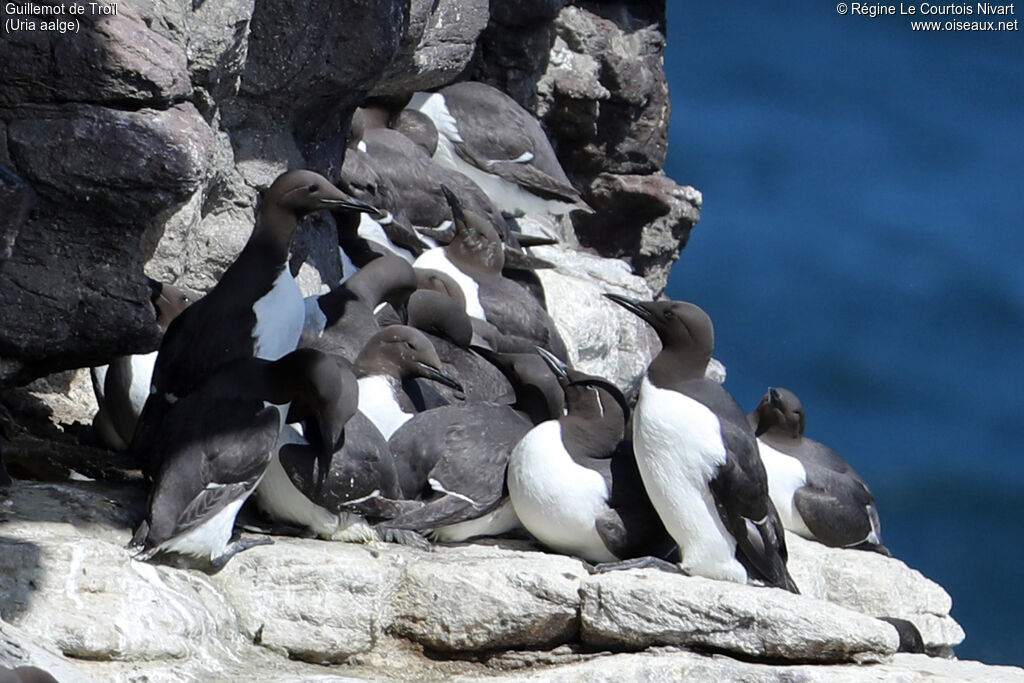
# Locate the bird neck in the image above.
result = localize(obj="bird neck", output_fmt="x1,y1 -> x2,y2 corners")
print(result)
561,413 -> 623,459
647,346 -> 709,389
252,203 -> 300,261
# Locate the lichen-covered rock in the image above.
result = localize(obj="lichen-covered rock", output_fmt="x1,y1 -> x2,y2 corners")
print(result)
536,5 -> 670,177
470,3 -> 699,294
579,570 -> 899,663
132,0 -> 256,100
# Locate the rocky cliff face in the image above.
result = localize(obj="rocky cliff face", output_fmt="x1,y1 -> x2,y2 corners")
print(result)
0,0 -> 696,387
0,1 -> 1010,681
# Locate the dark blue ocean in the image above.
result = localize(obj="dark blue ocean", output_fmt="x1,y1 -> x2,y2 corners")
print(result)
663,3 -> 1024,666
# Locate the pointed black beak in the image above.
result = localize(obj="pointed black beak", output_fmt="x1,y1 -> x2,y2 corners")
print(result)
146,276 -> 163,304
323,195 -> 377,214
768,387 -> 783,409
417,362 -> 463,392
514,233 -> 559,248
318,409 -> 346,454
440,184 -> 466,224
603,293 -> 654,325
534,346 -> 570,386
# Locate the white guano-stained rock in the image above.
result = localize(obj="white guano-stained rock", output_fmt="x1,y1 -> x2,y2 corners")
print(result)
211,540 -> 404,664
0,481 -> 1002,682
579,570 -> 899,663
532,246 -> 658,394
0,484 -> 245,666
1,617 -> 95,683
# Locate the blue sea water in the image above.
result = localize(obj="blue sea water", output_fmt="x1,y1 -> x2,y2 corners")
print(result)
663,2 -> 1024,666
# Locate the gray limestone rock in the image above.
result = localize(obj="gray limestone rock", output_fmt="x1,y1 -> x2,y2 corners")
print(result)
389,544 -> 587,653
530,245 -> 658,395
6,103 -> 216,223
455,649 -> 1024,682
536,5 -> 670,177
786,534 -> 966,655
1,618 -> 94,683
232,0 -> 406,172
0,481 -> 1001,682
212,541 -> 404,663
580,570 -> 899,663
470,3 -> 698,295
0,4 -> 190,107
0,483 -> 244,664
373,0 -> 491,97
572,173 -> 703,295
0,164 -> 34,267
0,103 -> 217,384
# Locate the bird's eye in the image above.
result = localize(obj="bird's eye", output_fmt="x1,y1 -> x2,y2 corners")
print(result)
405,341 -> 416,350
664,309 -> 675,319
307,184 -> 319,193
181,295 -> 190,304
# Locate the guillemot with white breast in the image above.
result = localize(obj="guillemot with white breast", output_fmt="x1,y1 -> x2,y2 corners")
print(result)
606,293 -> 798,592
381,346 -> 564,542
406,81 -> 591,218
413,186 -> 569,361
508,348 -> 677,566
750,387 -> 889,555
131,348 -> 346,571
132,170 -> 372,475
353,325 -> 463,440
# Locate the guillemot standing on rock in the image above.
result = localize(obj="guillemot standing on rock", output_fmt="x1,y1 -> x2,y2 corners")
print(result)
382,347 -> 564,542
606,293 -> 798,592
133,170 -> 373,474
354,326 -> 463,439
508,348 -> 677,565
131,349 -> 345,571
254,354 -> 412,544
406,81 -> 591,217
413,187 -> 569,361
92,279 -> 197,451
750,387 -> 889,555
